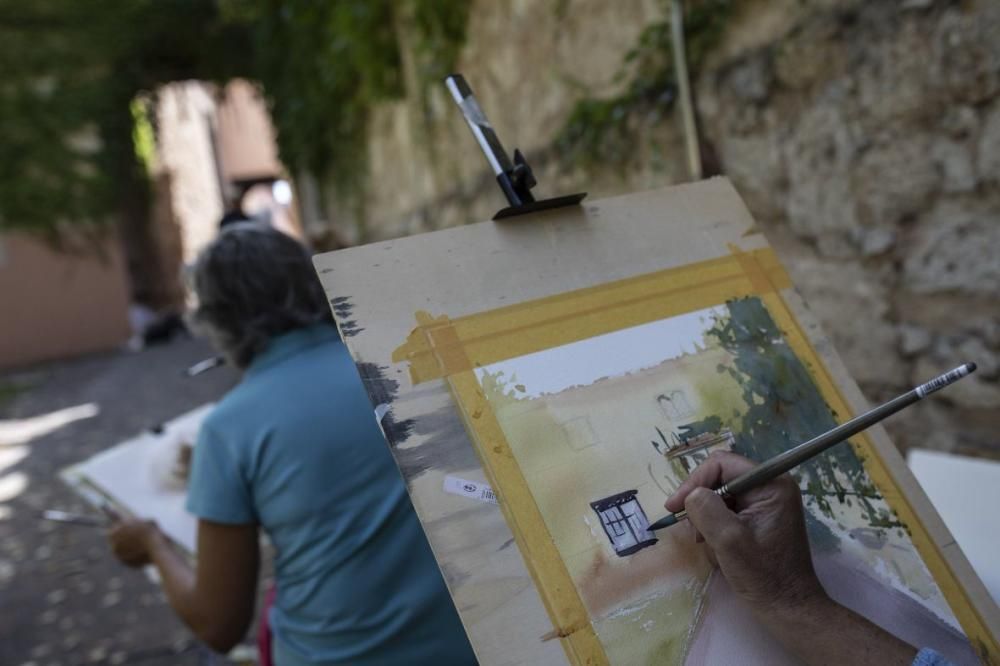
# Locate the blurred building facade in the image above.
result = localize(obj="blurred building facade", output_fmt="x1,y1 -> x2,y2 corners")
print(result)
0,79 -> 290,369
0,233 -> 131,369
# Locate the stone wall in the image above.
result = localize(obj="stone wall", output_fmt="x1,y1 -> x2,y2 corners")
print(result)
696,0 -> 1000,457
320,0 -> 1000,458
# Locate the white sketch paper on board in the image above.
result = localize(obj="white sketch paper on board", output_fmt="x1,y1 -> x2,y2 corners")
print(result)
63,404 -> 212,554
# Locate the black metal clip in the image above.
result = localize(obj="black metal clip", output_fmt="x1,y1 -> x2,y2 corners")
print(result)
445,74 -> 586,220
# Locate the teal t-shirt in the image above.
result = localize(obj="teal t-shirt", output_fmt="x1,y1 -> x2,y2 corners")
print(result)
186,324 -> 476,665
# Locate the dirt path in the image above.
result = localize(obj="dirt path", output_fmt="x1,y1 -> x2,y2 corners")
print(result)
0,338 -> 239,665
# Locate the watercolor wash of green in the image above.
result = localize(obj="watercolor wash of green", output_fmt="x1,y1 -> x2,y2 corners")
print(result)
704,297 -> 903,546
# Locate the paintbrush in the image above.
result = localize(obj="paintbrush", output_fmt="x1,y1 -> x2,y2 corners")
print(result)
647,362 -> 977,531
184,355 -> 225,377
42,509 -> 109,528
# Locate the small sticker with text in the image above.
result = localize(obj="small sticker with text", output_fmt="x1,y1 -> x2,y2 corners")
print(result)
443,476 -> 498,505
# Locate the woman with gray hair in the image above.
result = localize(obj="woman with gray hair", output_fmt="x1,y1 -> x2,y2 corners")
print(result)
107,224 -> 476,665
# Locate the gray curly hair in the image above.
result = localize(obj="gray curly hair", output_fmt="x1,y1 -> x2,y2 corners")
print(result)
189,223 -> 331,369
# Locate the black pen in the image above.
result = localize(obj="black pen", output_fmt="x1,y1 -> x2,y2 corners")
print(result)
647,363 -> 977,531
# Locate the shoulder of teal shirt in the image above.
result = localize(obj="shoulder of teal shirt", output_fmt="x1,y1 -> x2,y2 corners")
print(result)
201,323 -> 343,425
187,322 -> 344,522
244,322 -> 343,378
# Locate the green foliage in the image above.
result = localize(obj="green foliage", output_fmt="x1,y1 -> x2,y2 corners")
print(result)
554,0 -> 735,168
478,370 -> 526,410
1,0 -> 470,239
130,98 -> 157,176
706,298 -> 902,546
232,1 -> 400,195
0,0 -> 253,239
0,380 -> 26,411
411,0 -> 473,84
233,0 -> 470,197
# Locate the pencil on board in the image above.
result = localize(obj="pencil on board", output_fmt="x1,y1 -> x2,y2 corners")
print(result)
647,362 -> 977,531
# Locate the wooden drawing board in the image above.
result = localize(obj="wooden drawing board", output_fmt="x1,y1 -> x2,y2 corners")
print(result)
313,178 -> 1000,665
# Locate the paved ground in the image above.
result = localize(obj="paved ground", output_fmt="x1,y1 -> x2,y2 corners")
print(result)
0,337 -> 242,666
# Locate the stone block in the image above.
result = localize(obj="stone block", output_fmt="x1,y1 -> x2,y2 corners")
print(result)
902,200 -> 1000,296
852,135 -> 938,227
976,102 -> 1000,184
955,337 -> 999,379
723,54 -> 773,104
783,254 -> 902,387
940,105 -> 978,139
932,5 -> 1000,106
781,102 -> 867,241
930,137 -> 977,193
897,324 -> 932,357
718,134 -> 786,221
772,20 -> 843,92
912,354 -> 1000,410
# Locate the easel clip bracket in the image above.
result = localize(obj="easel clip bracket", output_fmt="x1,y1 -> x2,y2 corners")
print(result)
445,73 -> 587,220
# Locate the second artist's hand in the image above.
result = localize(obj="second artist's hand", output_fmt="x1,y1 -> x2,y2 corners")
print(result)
665,451 -> 917,666
107,515 -> 161,568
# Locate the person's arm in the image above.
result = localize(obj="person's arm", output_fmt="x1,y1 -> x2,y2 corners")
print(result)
108,517 -> 260,653
665,451 -> 917,666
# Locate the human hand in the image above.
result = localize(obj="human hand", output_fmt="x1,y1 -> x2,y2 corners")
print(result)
107,517 -> 161,568
664,451 -> 828,618
666,452 -> 918,665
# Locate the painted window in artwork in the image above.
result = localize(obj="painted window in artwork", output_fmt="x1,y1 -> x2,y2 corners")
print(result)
590,490 -> 658,557
562,415 -> 599,450
657,390 -> 694,420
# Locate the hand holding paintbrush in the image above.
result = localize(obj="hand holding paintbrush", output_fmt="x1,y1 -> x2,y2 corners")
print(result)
647,363 -> 978,665
648,363 -> 976,531
664,450 -> 921,664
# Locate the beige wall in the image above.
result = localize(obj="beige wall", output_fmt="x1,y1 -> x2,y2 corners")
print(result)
154,79 -> 294,266
0,232 -> 130,369
155,82 -> 224,265
215,79 -> 283,183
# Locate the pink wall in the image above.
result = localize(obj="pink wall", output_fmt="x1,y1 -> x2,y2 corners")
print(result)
215,80 -> 283,183
0,232 -> 131,369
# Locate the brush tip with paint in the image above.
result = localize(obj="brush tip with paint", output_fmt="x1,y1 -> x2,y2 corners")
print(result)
647,512 -> 681,531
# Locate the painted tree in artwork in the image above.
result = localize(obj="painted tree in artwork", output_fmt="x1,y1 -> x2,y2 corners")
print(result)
706,297 -> 902,540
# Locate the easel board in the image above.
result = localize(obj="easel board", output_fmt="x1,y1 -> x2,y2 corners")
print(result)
313,178 -> 999,665
61,404 -> 213,555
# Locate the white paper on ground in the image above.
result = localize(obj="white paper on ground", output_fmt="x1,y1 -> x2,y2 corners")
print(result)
908,448 -> 1000,607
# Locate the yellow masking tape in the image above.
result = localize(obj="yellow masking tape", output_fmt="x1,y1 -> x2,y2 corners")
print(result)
392,248 -> 792,384
449,371 -> 608,665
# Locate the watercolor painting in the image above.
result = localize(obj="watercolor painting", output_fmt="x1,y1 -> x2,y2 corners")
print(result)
474,296 -> 974,664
